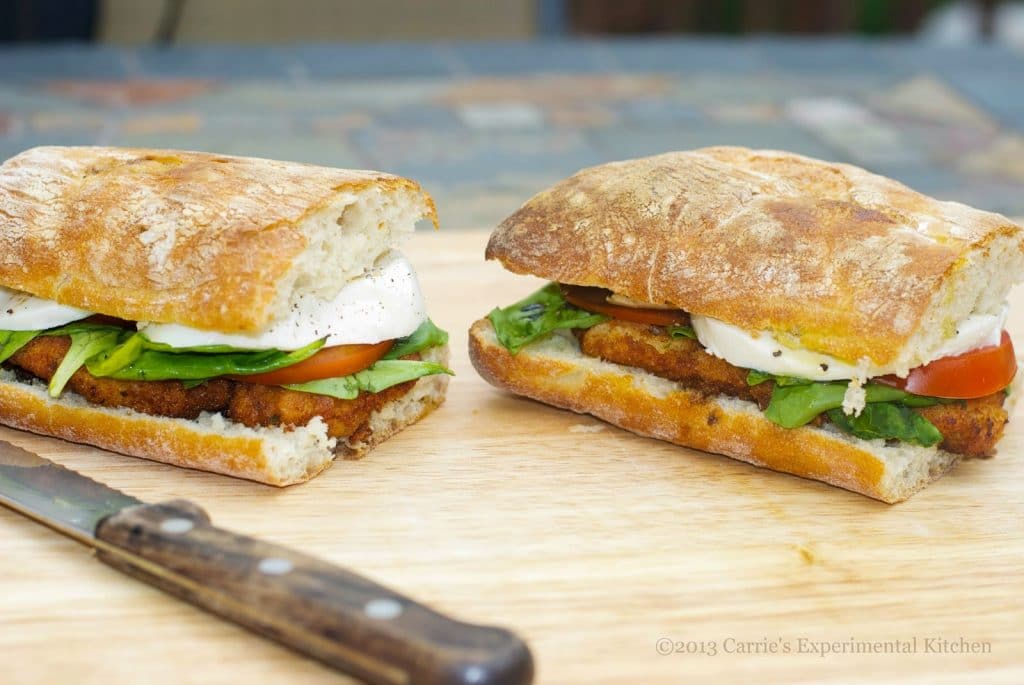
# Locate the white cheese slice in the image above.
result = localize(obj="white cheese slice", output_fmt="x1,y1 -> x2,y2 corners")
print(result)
690,305 -> 1008,382
141,250 -> 427,350
0,287 -> 93,331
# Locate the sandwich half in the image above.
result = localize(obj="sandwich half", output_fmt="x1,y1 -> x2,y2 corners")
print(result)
0,146 -> 451,485
469,147 -> 1024,503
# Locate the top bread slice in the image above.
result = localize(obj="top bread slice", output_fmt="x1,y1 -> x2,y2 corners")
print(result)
486,147 -> 1024,376
0,146 -> 437,333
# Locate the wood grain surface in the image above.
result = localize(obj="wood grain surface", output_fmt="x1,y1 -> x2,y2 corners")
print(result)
1,230 -> 1022,685
95,499 -> 532,685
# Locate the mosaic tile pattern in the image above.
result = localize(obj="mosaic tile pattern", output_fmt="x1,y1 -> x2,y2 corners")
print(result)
0,39 -> 1021,229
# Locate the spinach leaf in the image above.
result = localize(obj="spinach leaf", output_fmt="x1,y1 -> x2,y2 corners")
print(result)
747,369 -> 812,387
92,338 -> 325,381
666,324 -> 697,340
86,332 -> 145,376
871,386 -> 943,408
285,360 -> 452,400
385,319 -> 448,360
0,330 -> 40,364
287,376 -> 359,400
751,369 -> 942,429
49,328 -> 122,397
42,321 -> 121,337
827,403 -> 943,447
138,337 -> 265,353
352,360 -> 453,393
747,369 -> 772,386
488,283 -> 608,354
764,383 -> 855,428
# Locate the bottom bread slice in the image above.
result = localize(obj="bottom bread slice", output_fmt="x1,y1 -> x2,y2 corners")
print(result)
469,319 -> 958,503
0,344 -> 449,486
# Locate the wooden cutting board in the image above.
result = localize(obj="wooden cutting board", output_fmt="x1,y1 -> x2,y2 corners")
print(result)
1,230 -> 1022,685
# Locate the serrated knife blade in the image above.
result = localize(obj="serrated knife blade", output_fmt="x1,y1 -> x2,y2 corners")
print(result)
0,440 -> 142,543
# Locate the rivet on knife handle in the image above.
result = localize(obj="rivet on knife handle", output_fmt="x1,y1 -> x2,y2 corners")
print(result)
94,500 -> 534,685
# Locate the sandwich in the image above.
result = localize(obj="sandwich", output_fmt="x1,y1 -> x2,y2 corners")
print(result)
0,146 -> 451,485
469,147 -> 1024,503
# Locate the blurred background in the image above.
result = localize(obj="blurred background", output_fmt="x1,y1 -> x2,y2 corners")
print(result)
0,0 -> 1021,227
2,1 -> 1024,44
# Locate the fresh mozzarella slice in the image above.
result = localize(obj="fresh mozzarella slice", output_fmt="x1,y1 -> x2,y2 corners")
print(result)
141,251 -> 427,351
691,304 -> 1009,382
0,287 -> 92,331
931,305 -> 1007,360
691,315 -> 862,381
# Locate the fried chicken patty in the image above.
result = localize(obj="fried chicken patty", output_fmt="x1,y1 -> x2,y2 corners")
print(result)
226,380 -> 414,442
915,395 -> 1007,458
6,335 -> 412,440
578,319 -> 1007,457
577,320 -> 774,407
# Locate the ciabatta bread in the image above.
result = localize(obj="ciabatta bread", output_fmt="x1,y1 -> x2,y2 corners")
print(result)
468,320 -> 954,503
486,147 -> 1024,376
0,146 -> 437,332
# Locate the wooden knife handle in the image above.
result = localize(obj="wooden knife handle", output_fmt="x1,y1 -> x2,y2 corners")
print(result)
95,500 -> 533,685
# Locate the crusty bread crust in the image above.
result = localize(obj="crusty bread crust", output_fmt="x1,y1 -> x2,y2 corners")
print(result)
0,344 -> 449,485
485,147 -> 1024,369
0,146 -> 437,332
468,319 -> 958,503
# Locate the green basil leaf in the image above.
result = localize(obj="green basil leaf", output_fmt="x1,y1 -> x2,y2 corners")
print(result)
826,403 -> 943,447
285,360 -> 453,399
384,319 -> 449,360
181,379 -> 207,389
95,338 -> 325,381
0,330 -> 40,364
666,324 -> 697,340
49,329 -> 122,397
488,283 -> 608,354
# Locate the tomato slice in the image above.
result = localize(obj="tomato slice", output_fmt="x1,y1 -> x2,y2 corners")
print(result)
234,340 -> 393,385
876,331 -> 1017,399
560,284 -> 689,327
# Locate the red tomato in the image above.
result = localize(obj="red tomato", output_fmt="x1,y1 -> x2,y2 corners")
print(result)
561,284 -> 689,327
876,331 -> 1017,399
234,340 -> 393,385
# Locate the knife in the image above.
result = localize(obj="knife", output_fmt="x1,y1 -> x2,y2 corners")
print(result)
0,440 -> 533,685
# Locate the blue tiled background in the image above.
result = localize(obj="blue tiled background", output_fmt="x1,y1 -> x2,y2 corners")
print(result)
1,39 -> 1022,228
